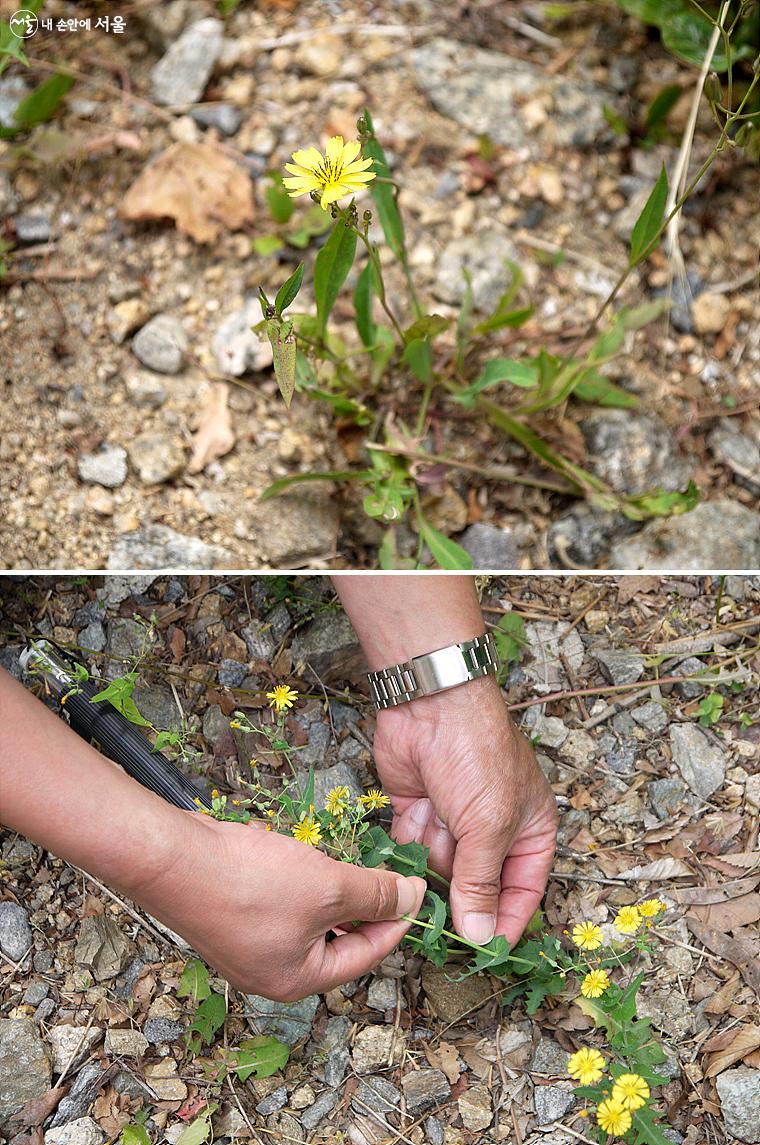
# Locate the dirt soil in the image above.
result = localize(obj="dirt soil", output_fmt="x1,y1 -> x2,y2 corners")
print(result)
0,0 -> 758,570
1,572 -> 759,1144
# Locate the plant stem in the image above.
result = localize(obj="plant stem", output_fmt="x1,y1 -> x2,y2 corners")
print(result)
407,915 -> 536,968
355,229 -> 408,346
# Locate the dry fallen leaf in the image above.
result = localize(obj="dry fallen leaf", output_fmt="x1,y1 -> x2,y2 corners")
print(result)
188,382 -> 236,473
687,893 -> 760,933
10,1087 -> 68,1127
424,1040 -> 461,1085
617,857 -> 693,880
617,576 -> 660,605
674,876 -> 760,906
687,918 -> 760,992
120,141 -> 255,243
705,971 -> 741,1015
704,1024 -> 760,1077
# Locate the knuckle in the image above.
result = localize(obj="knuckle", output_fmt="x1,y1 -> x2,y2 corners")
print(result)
316,882 -> 346,918
367,875 -> 396,919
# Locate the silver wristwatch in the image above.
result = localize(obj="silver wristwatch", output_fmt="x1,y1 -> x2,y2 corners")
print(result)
368,631 -> 499,711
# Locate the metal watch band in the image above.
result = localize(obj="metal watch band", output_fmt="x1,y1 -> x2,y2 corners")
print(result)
368,631 -> 499,711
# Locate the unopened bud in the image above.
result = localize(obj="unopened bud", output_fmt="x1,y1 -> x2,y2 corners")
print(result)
704,72 -> 722,104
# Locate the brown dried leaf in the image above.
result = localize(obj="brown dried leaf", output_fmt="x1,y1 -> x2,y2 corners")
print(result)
704,1025 -> 760,1077
617,857 -> 693,880
687,893 -> 760,933
120,142 -> 255,244
617,576 -> 660,605
169,626 -> 186,664
705,972 -> 741,1015
686,918 -> 760,992
703,851 -> 760,875
188,383 -> 236,474
674,877 -> 759,905
423,1040 -> 461,1085
10,1087 -> 68,1127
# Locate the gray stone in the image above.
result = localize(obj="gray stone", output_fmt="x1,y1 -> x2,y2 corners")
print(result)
244,993 -> 319,1047
219,658 -> 247,688
128,432 -> 186,485
97,575 -> 157,606
111,1068 -> 154,1102
411,38 -> 610,150
299,1089 -> 338,1131
49,1064 -> 104,1127
45,1117 -> 104,1145
108,525 -> 234,570
191,103 -> 242,136
534,1085 -> 575,1125
670,724 -> 725,800
352,1026 -> 405,1074
293,31 -> 343,77
15,213 -> 52,244
48,1025 -> 103,1074
105,618 -> 156,681
433,231 -> 520,312
74,915 -> 134,982
143,1017 -> 185,1044
241,621 -> 276,661
291,611 -> 365,684
647,778 -> 688,820
425,1116 -> 445,1145
203,704 -> 229,747
548,504 -> 638,567
328,699 -> 360,730
312,762 -> 363,811
23,980 -> 49,1005
0,173 -> 16,216
124,369 -> 167,409
593,647 -> 646,687
265,602 -> 292,642
78,446 -> 128,489
150,18 -> 224,106
79,620 -> 106,653
104,1028 -> 149,1057
609,500 -> 760,570
458,522 -> 519,568
458,1084 -> 492,1131
520,708 -> 568,749
255,1086 -> 287,1115
321,1018 -> 351,1086
132,683 -> 177,730
582,411 -> 692,496
367,977 -> 398,1012
0,75 -> 31,129
637,990 -> 694,1040
421,962 -> 493,1023
632,701 -> 668,734
132,314 -> 188,374
35,998 -> 57,1025
0,1019 -> 51,1128
324,1047 -> 349,1088
0,902 -> 32,962
709,424 -> 760,494
401,1069 -> 450,1115
669,656 -> 709,700
716,1067 -> 760,1143
211,297 -> 274,376
245,494 -> 340,568
299,721 -> 332,767
352,1076 -> 401,1114
532,1037 -> 569,1076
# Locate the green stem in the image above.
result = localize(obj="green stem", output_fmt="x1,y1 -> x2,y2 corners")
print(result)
407,916 -> 536,968
355,228 -> 408,346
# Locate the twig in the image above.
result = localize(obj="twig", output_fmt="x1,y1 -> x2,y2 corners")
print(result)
506,668 -> 748,713
352,1096 -> 422,1145
257,24 -> 428,49
366,441 -> 574,494
226,1073 -> 266,1145
73,867 -> 190,952
53,1010 -> 97,1089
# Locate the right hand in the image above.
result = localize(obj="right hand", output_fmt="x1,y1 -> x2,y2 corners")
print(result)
137,811 -> 426,1002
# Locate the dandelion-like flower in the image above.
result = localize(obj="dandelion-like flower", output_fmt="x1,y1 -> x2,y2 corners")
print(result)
612,1072 -> 650,1111
597,1097 -> 632,1135
359,789 -> 391,810
292,816 -> 322,847
572,921 -> 604,951
266,684 -> 299,712
614,905 -> 642,935
325,786 -> 350,816
638,898 -> 665,918
567,1047 -> 606,1086
284,136 -> 376,210
580,969 -> 610,998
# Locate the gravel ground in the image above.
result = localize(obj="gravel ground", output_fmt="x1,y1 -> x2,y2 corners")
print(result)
1,1 -> 758,570
1,573 -> 759,1143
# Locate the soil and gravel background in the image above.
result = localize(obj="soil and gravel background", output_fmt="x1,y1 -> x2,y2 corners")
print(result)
1,572 -> 760,1144
0,0 -> 759,571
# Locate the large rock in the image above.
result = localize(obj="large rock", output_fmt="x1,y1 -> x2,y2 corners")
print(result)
716,1067 -> 760,1143
150,18 -> 224,106
401,1069 -> 450,1115
458,522 -> 518,568
244,993 -> 319,1047
609,500 -> 760,570
0,902 -> 32,962
132,314 -> 188,374
670,724 -> 725,800
421,962 -> 493,1023
433,231 -> 520,312
0,1019 -> 52,1129
410,37 -> 611,150
108,524 -> 234,569
291,611 -> 365,684
582,411 -> 691,496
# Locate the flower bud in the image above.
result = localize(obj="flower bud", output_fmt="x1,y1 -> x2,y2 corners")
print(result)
704,72 -> 722,104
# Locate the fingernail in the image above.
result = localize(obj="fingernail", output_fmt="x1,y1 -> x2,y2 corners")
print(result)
409,798 -> 430,829
434,815 -> 447,830
396,877 -> 420,917
463,912 -> 496,944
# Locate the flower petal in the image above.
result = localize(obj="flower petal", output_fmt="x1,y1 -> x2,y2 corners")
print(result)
340,138 -> 361,165
343,156 -> 375,173
325,135 -> 345,165
290,147 -> 324,171
320,183 -> 350,208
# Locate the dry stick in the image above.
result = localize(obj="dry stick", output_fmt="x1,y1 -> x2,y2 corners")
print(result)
351,1096 -> 421,1145
366,441 -> 574,494
53,1010 -> 97,1090
74,867 -> 190,952
226,1074 -> 266,1145
505,668 -> 748,714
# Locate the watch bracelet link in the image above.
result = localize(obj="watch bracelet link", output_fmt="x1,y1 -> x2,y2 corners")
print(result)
368,631 -> 499,711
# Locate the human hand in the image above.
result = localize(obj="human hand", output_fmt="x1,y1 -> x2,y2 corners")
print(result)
136,813 -> 426,1002
372,677 -> 557,947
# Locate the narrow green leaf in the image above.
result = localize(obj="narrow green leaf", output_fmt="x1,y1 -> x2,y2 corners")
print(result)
454,358 -> 538,407
274,262 -> 304,316
494,612 -> 526,666
266,320 -> 297,407
265,172 -> 295,224
424,891 -> 448,945
121,1126 -> 151,1145
404,315 -> 450,341
401,337 -> 432,383
314,215 -> 357,337
363,107 -> 405,260
629,164 -> 668,266
455,268 -> 475,370
644,84 -> 682,134
419,520 -> 473,570
12,73 -> 74,130
178,958 -> 211,1002
301,387 -> 373,426
233,1036 -> 290,1081
618,299 -> 670,329
354,260 -> 376,348
261,469 -> 374,500
573,373 -> 639,408
473,306 -> 533,336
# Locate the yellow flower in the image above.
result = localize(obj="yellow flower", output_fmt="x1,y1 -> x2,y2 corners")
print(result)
572,922 -> 604,951
325,786 -> 350,816
612,1073 -> 650,1111
597,1097 -> 632,1135
266,684 -> 299,712
292,816 -> 322,847
360,789 -> 391,810
638,898 -> 665,918
580,969 -> 610,998
284,135 -> 376,210
568,1047 -> 606,1085
614,905 -> 642,935
211,788 -> 219,799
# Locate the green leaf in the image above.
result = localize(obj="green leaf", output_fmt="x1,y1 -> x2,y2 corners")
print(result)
630,1106 -> 677,1145
187,991 -> 227,1048
573,373 -> 639,408
0,20 -> 29,76
622,480 -> 700,520
354,260 -> 377,348
360,825 -> 429,875
618,299 -> 670,329
261,469 -> 373,500
629,163 -> 668,266
455,358 -> 538,407
252,234 -> 285,257
12,73 -> 74,131
178,958 -> 210,1003
588,323 -> 626,363
493,612 -> 526,667
274,262 -> 304,316
121,1126 -> 151,1145
90,673 -> 151,727
175,1108 -> 214,1145
473,306 -> 533,336
363,107 -> 405,260
313,215 -> 357,337
301,387 -> 373,426
455,268 -> 475,370
266,319 -> 297,407
401,337 -> 432,383
423,891 -> 448,945
404,314 -> 450,341
233,1036 -> 290,1081
265,172 -> 295,224
644,84 -> 682,135
418,520 -> 473,570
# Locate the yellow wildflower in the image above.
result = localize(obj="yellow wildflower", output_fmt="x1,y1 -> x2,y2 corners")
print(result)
211,788 -> 219,799
614,905 -> 642,935
638,898 -> 665,918
292,816 -> 322,847
612,1073 -> 650,1111
567,1047 -> 606,1086
325,786 -> 350,816
284,135 -> 376,210
360,789 -> 391,810
230,720 -> 241,729
572,921 -> 604,951
597,1097 -> 632,1135
580,969 -> 610,998
266,684 -> 299,712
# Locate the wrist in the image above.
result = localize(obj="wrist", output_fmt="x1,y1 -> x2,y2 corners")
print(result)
376,671 -> 505,725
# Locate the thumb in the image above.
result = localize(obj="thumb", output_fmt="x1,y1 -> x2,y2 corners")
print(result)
336,863 -> 426,924
450,829 -> 507,946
